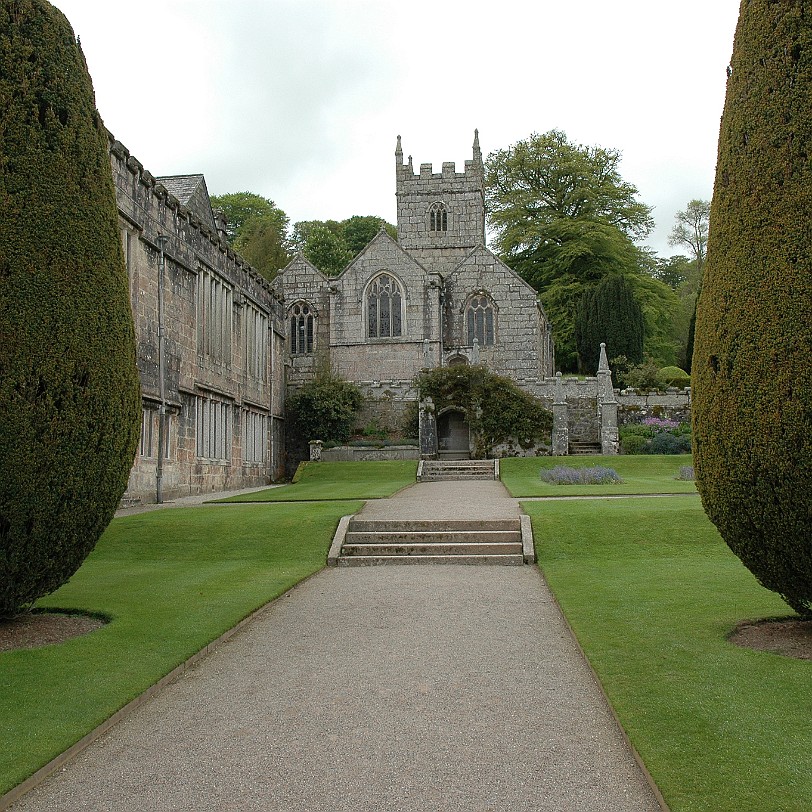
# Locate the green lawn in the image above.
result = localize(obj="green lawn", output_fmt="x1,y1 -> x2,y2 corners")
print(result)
501,454 -> 697,496
217,459 -> 418,502
0,501 -> 360,796
525,495 -> 812,812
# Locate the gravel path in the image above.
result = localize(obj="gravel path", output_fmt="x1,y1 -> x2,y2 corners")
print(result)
11,481 -> 664,811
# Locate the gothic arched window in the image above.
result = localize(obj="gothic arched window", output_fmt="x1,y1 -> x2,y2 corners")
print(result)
429,202 -> 448,233
289,301 -> 315,354
367,273 -> 404,338
466,294 -> 495,346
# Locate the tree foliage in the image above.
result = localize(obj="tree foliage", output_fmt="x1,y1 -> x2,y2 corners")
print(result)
286,374 -> 363,447
210,191 -> 291,281
292,215 -> 396,276
485,130 -> 655,370
668,199 -> 710,273
416,365 -> 552,458
575,275 -> 644,374
0,0 -> 141,617
693,1 -> 812,615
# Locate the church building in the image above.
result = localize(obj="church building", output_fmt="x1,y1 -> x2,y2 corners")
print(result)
275,133 -> 556,443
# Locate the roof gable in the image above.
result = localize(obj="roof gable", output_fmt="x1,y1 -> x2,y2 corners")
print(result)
157,174 -> 217,232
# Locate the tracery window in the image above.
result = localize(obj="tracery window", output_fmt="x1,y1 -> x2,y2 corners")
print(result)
429,202 -> 448,232
289,301 -> 315,355
466,294 -> 495,346
367,273 -> 403,338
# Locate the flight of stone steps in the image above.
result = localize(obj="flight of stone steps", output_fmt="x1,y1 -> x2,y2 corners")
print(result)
329,517 -> 533,566
417,459 -> 497,481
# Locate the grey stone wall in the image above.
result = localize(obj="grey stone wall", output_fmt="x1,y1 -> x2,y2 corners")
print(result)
112,135 -> 286,503
618,388 -> 692,426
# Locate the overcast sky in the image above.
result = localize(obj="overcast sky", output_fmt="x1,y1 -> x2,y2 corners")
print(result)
53,0 -> 741,257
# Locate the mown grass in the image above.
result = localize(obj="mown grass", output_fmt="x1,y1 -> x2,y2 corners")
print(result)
501,454 -> 696,496
525,495 -> 812,812
0,501 -> 360,796
217,459 -> 418,502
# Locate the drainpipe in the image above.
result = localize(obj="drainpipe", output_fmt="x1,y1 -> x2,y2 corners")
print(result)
156,234 -> 169,504
269,312 -> 275,482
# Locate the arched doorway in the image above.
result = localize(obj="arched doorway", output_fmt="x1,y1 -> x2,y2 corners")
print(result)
437,408 -> 470,459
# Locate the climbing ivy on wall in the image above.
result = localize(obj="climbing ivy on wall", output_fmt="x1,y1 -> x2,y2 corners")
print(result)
416,366 -> 552,458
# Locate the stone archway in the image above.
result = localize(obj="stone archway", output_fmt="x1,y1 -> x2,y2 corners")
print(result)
437,408 -> 470,459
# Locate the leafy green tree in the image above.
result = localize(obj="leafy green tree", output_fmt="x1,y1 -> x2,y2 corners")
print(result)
291,215 -> 397,275
668,200 -> 710,372
302,223 -> 353,276
209,191 -> 287,243
668,199 -> 710,274
693,1 -> 812,614
575,275 -> 644,374
210,191 -> 291,280
341,215 -> 397,254
485,130 -> 654,369
0,0 -> 141,617
286,374 -> 363,449
233,217 -> 290,282
650,254 -> 694,290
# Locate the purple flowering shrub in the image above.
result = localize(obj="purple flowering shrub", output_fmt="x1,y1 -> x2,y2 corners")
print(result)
540,465 -> 623,485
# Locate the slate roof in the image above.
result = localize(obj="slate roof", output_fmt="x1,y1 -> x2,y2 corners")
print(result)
157,174 -> 217,232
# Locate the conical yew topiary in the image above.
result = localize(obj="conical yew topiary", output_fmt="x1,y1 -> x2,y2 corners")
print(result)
693,1 -> 812,614
575,274 -> 644,374
0,1 -> 141,617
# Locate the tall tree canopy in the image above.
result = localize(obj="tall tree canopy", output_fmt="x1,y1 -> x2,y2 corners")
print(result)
668,199 -> 710,273
485,130 -> 656,370
0,0 -> 141,617
693,0 -> 812,614
575,274 -> 644,374
291,215 -> 396,276
210,191 -> 291,281
666,199 -> 710,372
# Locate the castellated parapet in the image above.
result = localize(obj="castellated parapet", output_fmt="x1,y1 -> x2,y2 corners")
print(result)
396,131 -> 486,276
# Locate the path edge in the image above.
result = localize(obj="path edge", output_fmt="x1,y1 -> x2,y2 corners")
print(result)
532,564 -> 672,812
0,568 -> 326,812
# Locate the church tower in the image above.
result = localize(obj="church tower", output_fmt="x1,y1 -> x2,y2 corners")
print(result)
395,131 -> 486,275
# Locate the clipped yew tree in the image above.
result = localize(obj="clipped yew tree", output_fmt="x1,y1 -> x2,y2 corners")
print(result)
575,274 -> 644,374
693,1 -> 812,615
0,1 -> 141,618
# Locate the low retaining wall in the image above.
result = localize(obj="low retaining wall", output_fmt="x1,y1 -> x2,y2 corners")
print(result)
319,445 -> 421,462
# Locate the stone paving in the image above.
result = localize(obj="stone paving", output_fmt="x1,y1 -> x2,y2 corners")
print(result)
11,482 -> 664,812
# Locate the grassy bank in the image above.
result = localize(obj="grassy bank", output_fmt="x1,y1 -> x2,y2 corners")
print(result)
0,501 -> 359,796
502,454 -> 696,497
525,495 -> 811,812
217,460 -> 418,502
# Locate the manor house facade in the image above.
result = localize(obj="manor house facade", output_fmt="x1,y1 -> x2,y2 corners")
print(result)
275,132 -> 556,449
111,135 -> 287,504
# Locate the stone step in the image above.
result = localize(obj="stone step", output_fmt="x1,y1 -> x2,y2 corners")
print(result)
420,473 -> 495,481
568,442 -> 602,455
336,554 -> 525,567
328,515 -> 535,567
342,542 -> 523,557
345,530 -> 521,545
348,519 -> 520,533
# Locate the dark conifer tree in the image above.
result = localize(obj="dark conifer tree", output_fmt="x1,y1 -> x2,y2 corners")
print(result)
0,0 -> 141,617
575,274 -> 644,374
693,1 -> 812,614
